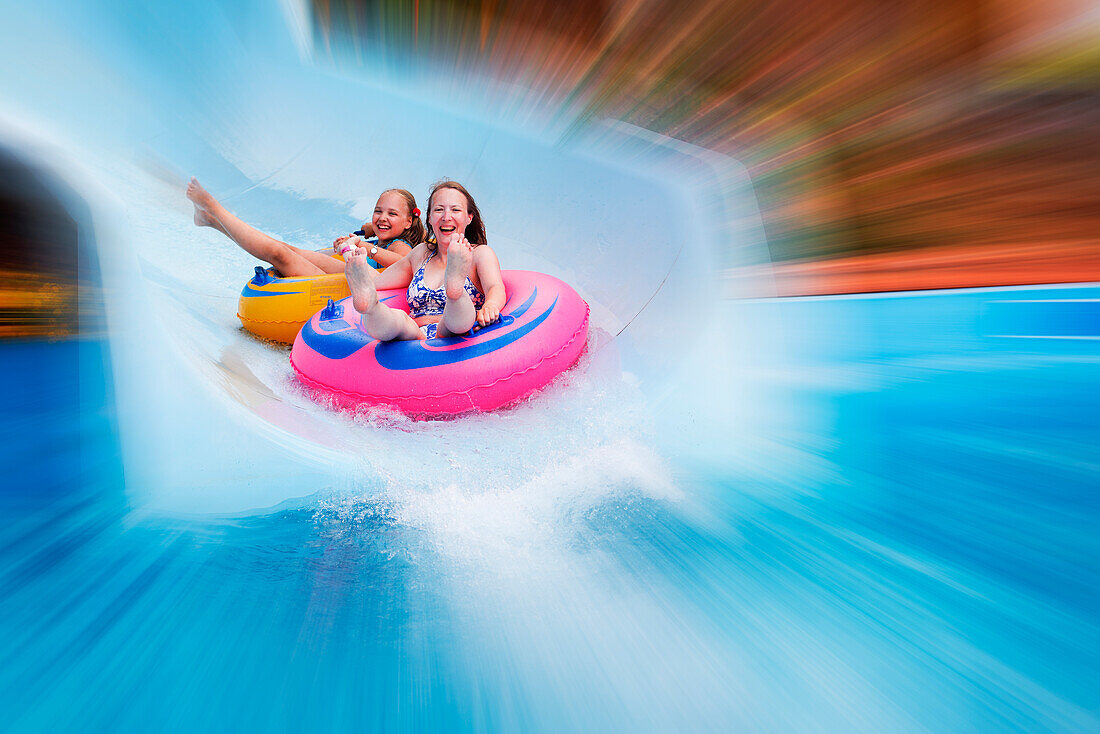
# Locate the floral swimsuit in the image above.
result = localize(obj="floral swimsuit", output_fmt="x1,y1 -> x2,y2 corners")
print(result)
407,251 -> 485,338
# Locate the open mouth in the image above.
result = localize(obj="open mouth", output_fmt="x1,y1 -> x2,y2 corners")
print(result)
439,225 -> 456,233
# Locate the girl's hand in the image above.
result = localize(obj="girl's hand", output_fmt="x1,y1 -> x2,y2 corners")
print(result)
476,303 -> 500,326
333,234 -> 352,249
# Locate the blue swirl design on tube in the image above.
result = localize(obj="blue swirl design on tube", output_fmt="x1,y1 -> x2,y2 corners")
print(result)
299,287 -> 550,365
317,318 -> 352,332
299,317 -> 374,360
376,295 -> 556,371
241,284 -> 304,298
504,287 -> 536,320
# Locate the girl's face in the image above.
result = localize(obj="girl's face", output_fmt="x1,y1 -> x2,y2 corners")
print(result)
372,191 -> 413,243
429,187 -> 472,246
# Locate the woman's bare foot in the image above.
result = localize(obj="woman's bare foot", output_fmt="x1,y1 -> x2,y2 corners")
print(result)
445,236 -> 474,300
345,251 -> 379,314
187,177 -> 219,228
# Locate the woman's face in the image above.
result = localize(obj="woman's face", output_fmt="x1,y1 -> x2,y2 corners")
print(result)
372,191 -> 413,242
429,187 -> 472,246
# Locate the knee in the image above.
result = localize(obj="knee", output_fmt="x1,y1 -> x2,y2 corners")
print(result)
268,246 -> 298,273
443,311 -> 476,334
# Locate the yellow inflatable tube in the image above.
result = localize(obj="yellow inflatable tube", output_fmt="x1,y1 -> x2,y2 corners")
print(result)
237,258 -> 351,344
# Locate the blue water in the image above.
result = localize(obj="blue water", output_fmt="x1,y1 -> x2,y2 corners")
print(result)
1,1 -> 1098,731
3,303 -> 1097,731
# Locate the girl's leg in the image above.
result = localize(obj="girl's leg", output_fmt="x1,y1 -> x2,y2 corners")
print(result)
436,242 -> 477,337
187,178 -> 340,276
193,208 -> 232,238
288,246 -> 347,275
345,252 -> 422,341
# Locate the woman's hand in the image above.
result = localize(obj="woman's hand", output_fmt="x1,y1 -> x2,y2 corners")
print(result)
476,302 -> 500,326
332,233 -> 353,249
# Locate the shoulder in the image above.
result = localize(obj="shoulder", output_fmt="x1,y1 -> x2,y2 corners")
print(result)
472,246 -> 503,285
473,244 -> 500,267
408,242 -> 431,264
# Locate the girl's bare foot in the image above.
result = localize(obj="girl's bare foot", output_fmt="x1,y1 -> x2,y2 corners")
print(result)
345,251 -> 379,314
445,236 -> 474,300
187,177 -> 219,228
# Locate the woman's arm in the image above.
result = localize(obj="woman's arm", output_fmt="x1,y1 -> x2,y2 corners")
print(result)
473,246 -> 506,326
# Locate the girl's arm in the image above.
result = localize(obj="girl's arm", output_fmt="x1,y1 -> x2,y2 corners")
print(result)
333,222 -> 375,250
370,239 -> 412,268
473,246 -> 506,326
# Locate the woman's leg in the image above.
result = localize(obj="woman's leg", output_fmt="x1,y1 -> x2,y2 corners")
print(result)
436,242 -> 477,337
187,178 -> 341,276
345,252 -> 423,341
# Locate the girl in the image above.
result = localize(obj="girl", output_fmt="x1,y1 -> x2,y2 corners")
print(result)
344,180 -> 506,340
186,178 -> 423,275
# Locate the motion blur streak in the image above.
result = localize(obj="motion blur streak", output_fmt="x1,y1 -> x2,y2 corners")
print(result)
0,150 -> 85,338
314,0 -> 1100,292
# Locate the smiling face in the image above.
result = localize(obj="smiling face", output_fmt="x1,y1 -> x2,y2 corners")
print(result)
371,191 -> 414,243
428,187 -> 472,247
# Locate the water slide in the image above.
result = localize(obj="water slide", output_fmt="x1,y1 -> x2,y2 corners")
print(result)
2,2 -> 1095,732
0,0 -> 780,514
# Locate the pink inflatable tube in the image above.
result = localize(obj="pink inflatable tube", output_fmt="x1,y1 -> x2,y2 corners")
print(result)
290,270 -> 590,417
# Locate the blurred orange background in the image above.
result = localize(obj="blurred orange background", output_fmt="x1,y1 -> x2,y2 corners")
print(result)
3,0 -> 1097,339
315,0 -> 1100,295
